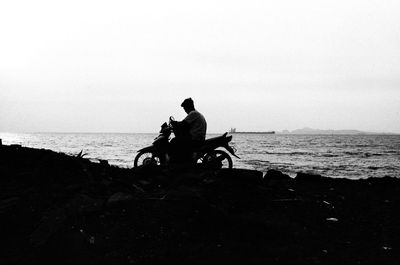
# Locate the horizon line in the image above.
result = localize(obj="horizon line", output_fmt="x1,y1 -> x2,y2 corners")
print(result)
1,130 -> 399,135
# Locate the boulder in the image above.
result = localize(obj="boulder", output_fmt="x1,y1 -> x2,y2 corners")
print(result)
216,169 -> 263,185
263,169 -> 293,186
295,172 -> 324,182
106,192 -> 134,208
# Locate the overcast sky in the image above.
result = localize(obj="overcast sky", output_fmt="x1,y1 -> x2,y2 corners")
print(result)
1,0 -> 399,133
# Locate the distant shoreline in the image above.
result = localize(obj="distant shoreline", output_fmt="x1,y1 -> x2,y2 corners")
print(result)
228,131 -> 399,136
278,128 -> 400,135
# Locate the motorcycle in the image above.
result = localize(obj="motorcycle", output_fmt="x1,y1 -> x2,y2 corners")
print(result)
133,117 -> 239,169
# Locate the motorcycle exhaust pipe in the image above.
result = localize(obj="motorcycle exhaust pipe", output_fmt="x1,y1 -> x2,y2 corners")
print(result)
224,144 -> 240,159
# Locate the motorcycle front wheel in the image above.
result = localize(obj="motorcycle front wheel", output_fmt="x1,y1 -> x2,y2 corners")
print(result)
202,150 -> 233,169
134,151 -> 161,168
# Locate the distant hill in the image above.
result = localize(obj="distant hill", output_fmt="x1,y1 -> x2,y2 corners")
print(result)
278,127 -> 395,135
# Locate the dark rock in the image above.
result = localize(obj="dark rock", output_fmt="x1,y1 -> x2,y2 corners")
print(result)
29,207 -> 68,248
70,194 -> 104,214
106,192 -> 134,208
295,172 -> 324,181
0,197 -> 20,212
2,144 -> 400,265
263,169 -> 293,186
216,168 -> 263,184
99,159 -> 109,166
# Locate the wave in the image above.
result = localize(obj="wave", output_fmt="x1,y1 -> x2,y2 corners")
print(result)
248,150 -> 388,158
321,154 -> 340,157
364,153 -> 384,157
343,151 -> 361,155
260,151 -> 315,156
342,151 -> 386,157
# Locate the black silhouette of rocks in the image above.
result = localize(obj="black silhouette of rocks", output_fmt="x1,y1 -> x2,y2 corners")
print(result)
263,169 -> 293,187
296,172 -> 324,181
1,145 -> 400,264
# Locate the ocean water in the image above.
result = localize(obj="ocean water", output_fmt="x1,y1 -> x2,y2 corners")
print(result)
1,132 -> 399,179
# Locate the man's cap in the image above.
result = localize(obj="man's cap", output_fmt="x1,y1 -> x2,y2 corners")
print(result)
181,98 -> 194,107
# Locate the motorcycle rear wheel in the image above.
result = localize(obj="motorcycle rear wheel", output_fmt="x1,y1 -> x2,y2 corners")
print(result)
202,150 -> 233,169
134,151 -> 161,167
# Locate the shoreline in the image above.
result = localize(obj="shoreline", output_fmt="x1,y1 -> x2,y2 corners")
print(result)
1,145 -> 399,264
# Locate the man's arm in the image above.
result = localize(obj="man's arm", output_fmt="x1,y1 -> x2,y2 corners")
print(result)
171,120 -> 190,137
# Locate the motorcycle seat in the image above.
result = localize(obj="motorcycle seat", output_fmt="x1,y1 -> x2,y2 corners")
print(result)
194,133 -> 230,151
204,132 -> 227,144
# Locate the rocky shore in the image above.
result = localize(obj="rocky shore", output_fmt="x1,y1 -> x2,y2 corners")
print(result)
0,144 -> 399,264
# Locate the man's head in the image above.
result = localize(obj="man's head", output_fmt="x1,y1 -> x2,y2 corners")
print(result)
181,98 -> 195,114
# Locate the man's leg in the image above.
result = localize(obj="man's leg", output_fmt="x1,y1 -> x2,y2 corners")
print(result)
169,137 -> 191,163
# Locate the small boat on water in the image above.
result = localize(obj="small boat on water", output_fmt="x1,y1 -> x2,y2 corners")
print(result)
229,128 -> 275,134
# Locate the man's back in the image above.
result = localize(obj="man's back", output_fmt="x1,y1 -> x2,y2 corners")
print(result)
183,110 -> 207,141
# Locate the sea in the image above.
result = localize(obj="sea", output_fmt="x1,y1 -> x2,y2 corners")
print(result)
1,132 -> 399,179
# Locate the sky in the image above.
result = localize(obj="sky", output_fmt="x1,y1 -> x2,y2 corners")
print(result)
1,0 -> 399,133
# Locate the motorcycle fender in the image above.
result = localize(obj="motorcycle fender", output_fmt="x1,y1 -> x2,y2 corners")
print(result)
137,146 -> 155,153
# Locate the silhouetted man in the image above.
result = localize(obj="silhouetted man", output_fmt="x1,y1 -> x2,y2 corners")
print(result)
169,98 -> 207,162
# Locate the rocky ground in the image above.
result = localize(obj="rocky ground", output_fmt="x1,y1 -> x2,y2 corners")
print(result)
0,144 -> 399,264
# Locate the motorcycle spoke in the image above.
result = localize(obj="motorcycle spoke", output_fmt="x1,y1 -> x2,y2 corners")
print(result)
134,152 -> 160,167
